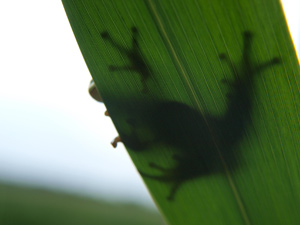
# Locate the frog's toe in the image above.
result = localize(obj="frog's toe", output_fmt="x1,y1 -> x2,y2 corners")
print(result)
100,31 -> 110,39
111,136 -> 122,148
131,26 -> 138,33
272,57 -> 281,64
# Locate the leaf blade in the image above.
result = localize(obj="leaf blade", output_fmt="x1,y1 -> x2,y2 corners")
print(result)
62,0 -> 300,224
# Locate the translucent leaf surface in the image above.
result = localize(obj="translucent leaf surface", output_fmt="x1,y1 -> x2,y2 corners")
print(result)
62,1 -> 300,224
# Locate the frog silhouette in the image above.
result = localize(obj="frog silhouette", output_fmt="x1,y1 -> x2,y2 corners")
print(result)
100,27 -> 151,93
107,31 -> 280,201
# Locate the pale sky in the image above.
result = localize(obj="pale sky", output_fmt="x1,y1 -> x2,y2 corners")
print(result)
0,1 -> 299,207
0,1 -> 154,206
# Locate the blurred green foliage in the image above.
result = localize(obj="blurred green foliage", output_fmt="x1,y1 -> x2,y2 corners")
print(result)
0,183 -> 164,225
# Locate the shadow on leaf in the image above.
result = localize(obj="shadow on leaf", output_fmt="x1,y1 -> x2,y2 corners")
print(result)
104,30 -> 280,201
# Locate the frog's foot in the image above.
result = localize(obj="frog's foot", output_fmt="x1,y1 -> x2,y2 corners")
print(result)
111,136 -> 122,148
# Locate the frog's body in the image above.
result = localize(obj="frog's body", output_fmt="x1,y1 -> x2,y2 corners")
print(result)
91,30 -> 280,200
120,31 -> 279,200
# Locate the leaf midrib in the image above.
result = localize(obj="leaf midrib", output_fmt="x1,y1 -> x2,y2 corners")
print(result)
145,1 -> 251,224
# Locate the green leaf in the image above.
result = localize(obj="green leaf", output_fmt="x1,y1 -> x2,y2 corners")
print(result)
61,0 -> 300,224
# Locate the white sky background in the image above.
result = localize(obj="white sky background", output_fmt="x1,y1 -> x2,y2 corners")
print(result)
0,1 -> 154,206
0,1 -> 299,207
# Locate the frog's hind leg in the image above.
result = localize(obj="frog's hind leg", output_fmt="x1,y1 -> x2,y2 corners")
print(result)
139,170 -> 170,181
167,181 -> 182,201
149,162 -> 173,172
140,164 -> 183,201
